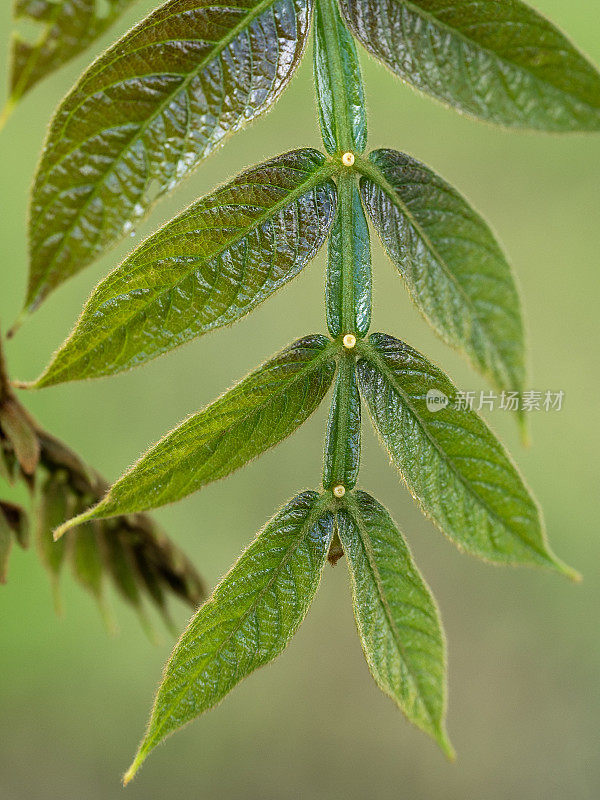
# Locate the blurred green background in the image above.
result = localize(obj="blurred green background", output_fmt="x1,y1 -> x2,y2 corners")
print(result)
1,1 -> 599,798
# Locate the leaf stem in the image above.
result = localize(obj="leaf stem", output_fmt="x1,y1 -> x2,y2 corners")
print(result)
323,353 -> 357,489
315,0 -> 372,498
337,172 -> 359,333
315,0 -> 356,153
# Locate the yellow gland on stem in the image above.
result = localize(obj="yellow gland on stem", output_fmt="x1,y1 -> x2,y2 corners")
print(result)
332,485 -> 346,498
342,333 -> 356,349
341,152 -> 355,166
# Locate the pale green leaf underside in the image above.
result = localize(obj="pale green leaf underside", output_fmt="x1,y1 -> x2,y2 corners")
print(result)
56,336 -> 336,535
337,491 -> 451,754
27,0 -> 312,313
10,0 -> 137,103
35,150 -> 337,387
125,491 -> 333,783
357,333 -> 577,577
360,148 -> 525,400
339,0 -> 600,130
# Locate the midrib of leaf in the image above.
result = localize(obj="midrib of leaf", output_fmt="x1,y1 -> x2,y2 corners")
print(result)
343,496 -> 439,728
357,156 -> 509,380
163,343 -> 333,499
30,0 -> 298,307
358,340 -> 547,560
316,0 -> 354,151
39,162 -> 337,384
138,495 -> 331,759
394,0 -> 600,112
54,340 -> 336,533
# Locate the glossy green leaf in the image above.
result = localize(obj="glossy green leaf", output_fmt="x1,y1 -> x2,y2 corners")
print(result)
25,0 -> 313,315
323,356 -> 360,490
336,491 -> 451,754
357,333 -> 577,577
313,0 -> 366,153
359,149 -> 524,401
56,336 -> 337,536
339,0 -> 600,130
9,0 -> 138,106
124,491 -> 334,783
34,150 -> 337,386
326,174 -> 371,339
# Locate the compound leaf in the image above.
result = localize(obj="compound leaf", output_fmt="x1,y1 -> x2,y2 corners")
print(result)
56,336 -> 336,534
360,149 -> 524,402
35,150 -> 337,386
339,0 -> 600,131
337,491 -> 451,755
26,0 -> 313,314
9,0 -> 138,106
357,333 -> 577,577
124,491 -> 334,783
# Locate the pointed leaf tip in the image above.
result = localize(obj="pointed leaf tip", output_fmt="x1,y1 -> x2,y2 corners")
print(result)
552,557 -> 582,584
337,492 -> 449,749
53,509 -> 92,541
129,493 -> 333,771
357,334 -> 568,572
437,728 -> 456,761
122,758 -> 141,787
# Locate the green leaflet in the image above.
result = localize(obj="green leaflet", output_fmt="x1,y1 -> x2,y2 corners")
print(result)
34,150 -> 337,386
339,0 -> 600,131
124,491 -> 334,784
25,0 -> 313,315
357,333 -> 578,577
56,336 -> 337,535
9,0 -> 138,106
337,491 -> 451,755
313,0 -> 366,154
326,174 -> 371,339
359,149 -> 524,405
37,472 -> 69,611
323,355 -> 360,490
